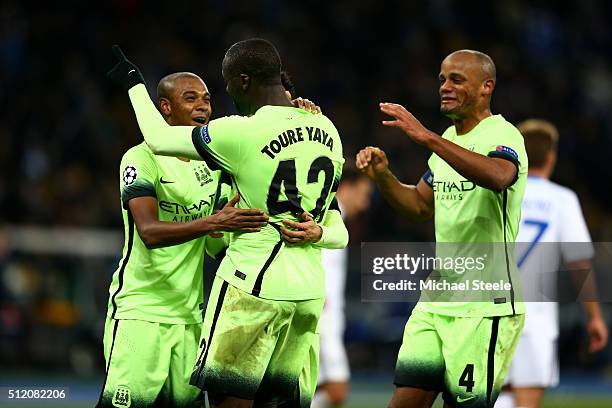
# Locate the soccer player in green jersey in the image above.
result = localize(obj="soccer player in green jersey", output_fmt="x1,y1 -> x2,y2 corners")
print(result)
357,50 -> 527,408
98,72 -> 269,408
107,39 -> 348,407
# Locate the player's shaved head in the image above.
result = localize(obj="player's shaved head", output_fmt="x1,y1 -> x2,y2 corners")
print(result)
157,72 -> 204,101
222,38 -> 282,85
156,72 -> 211,127
439,49 -> 497,125
445,49 -> 496,82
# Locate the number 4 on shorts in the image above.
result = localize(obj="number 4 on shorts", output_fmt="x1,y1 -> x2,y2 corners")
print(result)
459,363 -> 475,392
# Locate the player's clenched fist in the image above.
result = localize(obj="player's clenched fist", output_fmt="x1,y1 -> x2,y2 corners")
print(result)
355,146 -> 389,180
107,45 -> 145,91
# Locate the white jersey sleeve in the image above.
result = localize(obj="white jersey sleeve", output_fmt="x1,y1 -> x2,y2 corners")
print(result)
559,190 -> 594,262
320,201 -> 348,314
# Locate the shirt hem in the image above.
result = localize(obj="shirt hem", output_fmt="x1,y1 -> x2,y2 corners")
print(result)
415,301 -> 526,317
106,312 -> 203,325
218,276 -> 325,301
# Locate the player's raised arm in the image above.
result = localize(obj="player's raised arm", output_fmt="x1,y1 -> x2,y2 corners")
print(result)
107,45 -> 202,160
356,146 -> 433,222
128,84 -> 201,159
380,102 -> 517,192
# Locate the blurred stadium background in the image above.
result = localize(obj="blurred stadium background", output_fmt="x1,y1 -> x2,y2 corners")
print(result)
1,1 -> 611,406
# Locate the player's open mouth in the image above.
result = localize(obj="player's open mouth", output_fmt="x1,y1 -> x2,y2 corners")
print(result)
192,117 -> 207,124
441,97 -> 456,103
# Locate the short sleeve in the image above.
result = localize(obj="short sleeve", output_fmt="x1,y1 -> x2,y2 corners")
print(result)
484,123 -> 527,185
560,191 -> 594,262
191,116 -> 248,175
120,146 -> 158,209
484,125 -> 525,169
422,154 -> 437,188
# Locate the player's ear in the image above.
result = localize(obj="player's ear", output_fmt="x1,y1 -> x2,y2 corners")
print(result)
239,74 -> 250,92
482,78 -> 495,97
159,98 -> 172,116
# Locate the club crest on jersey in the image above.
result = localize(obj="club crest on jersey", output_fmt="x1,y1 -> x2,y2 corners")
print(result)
201,126 -> 211,144
123,165 -> 137,186
112,385 -> 131,407
495,145 -> 518,160
194,164 -> 213,186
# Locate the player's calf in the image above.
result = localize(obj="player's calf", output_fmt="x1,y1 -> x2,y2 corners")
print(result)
388,386 -> 438,408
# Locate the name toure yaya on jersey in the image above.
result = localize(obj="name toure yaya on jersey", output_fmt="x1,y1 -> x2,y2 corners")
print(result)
260,126 -> 335,159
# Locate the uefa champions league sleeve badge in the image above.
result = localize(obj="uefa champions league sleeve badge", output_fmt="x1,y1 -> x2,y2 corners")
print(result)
123,165 -> 137,186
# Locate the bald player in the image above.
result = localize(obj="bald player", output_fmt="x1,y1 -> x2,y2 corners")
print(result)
357,50 -> 527,407
98,72 -> 268,408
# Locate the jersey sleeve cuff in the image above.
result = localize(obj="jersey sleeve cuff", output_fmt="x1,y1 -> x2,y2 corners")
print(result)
191,126 -> 231,173
422,168 -> 434,188
121,182 -> 156,209
487,150 -> 519,187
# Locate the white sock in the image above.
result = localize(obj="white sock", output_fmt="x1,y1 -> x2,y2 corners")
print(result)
311,390 -> 333,408
494,391 -> 515,408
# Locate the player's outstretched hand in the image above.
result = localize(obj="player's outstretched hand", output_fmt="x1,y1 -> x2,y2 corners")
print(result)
209,193 -> 268,233
380,102 -> 432,146
107,45 -> 145,91
587,315 -> 609,353
292,97 -> 322,113
280,212 -> 323,244
356,146 -> 389,181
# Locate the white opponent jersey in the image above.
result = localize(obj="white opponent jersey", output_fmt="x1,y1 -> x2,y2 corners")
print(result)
321,202 -> 347,315
516,176 -> 593,338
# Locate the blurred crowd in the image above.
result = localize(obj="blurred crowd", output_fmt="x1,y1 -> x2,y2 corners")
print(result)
1,0 -> 612,238
1,0 -> 611,375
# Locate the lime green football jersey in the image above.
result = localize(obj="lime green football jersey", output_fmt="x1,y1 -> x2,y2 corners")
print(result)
191,106 -> 344,300
109,142 -> 225,323
417,115 -> 527,317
